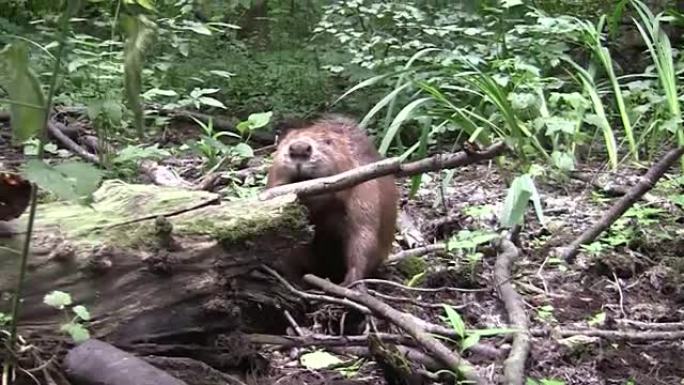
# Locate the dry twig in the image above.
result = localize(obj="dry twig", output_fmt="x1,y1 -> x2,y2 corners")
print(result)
387,243 -> 446,264
494,238 -> 529,385
259,142 -> 506,200
559,147 -> 684,262
303,274 -> 487,385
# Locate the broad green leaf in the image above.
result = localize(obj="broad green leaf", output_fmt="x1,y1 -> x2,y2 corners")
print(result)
53,161 -> 104,197
135,0 -> 155,10
198,96 -> 227,109
378,97 -> 431,155
442,304 -> 465,338
551,151 -> 575,171
181,21 -> 212,35
0,42 -> 46,143
300,350 -> 343,369
247,111 -> 272,130
501,0 -> 523,9
72,305 -> 91,321
500,174 -> 534,227
113,144 -> 170,163
233,143 -> 254,158
102,99 -> 123,122
141,88 -> 178,99
22,159 -> 103,204
61,323 -> 90,343
44,291 -> 72,309
209,70 -> 235,78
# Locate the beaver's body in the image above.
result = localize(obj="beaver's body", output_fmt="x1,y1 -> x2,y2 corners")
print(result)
266,115 -> 398,285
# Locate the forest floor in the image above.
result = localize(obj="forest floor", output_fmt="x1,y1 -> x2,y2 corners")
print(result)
2,119 -> 684,385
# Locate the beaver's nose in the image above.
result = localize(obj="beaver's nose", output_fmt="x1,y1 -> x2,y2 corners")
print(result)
288,141 -> 312,160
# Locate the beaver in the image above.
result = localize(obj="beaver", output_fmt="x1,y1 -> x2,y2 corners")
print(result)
266,115 -> 398,286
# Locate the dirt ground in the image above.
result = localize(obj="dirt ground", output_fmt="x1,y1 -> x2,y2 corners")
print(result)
2,119 -> 684,385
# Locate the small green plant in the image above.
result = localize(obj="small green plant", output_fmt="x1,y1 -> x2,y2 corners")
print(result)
580,241 -> 604,258
43,290 -> 91,343
111,143 -> 172,178
182,112 -> 272,171
446,229 -> 499,273
535,304 -> 556,323
587,311 -> 606,327
181,116 -> 250,170
440,305 -> 516,353
0,313 -> 10,326
499,172 -> 545,228
526,378 -> 565,385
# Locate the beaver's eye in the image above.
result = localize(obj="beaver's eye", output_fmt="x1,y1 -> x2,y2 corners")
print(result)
324,139 -> 333,145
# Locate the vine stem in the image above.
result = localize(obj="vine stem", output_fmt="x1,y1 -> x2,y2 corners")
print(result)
7,0 -> 72,360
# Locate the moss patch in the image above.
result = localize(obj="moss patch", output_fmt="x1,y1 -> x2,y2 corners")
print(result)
20,180 -> 309,249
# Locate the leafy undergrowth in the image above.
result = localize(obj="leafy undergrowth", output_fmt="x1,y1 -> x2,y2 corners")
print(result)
2,120 -> 684,384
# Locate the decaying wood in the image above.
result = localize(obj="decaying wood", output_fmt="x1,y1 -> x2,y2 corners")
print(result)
559,147 -> 684,262
0,181 -> 312,363
64,339 -> 188,385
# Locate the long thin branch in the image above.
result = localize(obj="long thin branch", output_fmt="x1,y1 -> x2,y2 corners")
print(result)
302,274 -> 487,385
259,142 -> 506,200
494,238 -> 529,385
560,147 -> 684,262
387,243 -> 446,264
47,121 -> 100,165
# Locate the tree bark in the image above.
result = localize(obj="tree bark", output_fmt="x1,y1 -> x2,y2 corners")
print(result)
0,181 -> 311,353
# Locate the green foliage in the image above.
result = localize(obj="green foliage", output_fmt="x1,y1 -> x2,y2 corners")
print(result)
43,290 -> 91,344
440,305 -> 516,353
0,42 -> 46,143
181,112 -> 270,171
500,173 -> 545,228
21,159 -> 103,205
526,378 -> 565,385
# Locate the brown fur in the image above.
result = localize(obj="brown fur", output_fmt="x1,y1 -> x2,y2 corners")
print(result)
266,115 -> 398,286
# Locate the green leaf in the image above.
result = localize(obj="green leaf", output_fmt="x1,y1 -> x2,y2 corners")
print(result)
461,333 -> 481,352
500,174 -> 533,228
72,305 -> 91,321
44,290 -> 72,309
61,322 -> 90,343
0,42 -> 47,143
22,159 -> 103,204
587,312 -> 605,327
378,97 -> 431,155
181,20 -> 212,35
233,143 -> 254,158
198,96 -> 227,109
551,151 -> 575,171
102,99 -> 123,123
246,111 -> 272,130
300,350 -> 343,369
135,0 -> 155,10
442,304 -> 465,338
209,70 -> 235,78
501,0 -> 523,9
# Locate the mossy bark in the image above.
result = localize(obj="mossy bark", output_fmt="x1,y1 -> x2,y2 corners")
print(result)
0,180 -> 311,350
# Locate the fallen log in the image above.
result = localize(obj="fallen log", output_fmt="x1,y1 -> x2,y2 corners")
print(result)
0,180 -> 312,383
